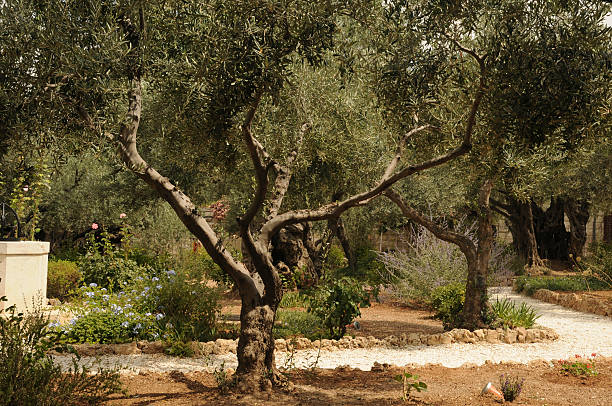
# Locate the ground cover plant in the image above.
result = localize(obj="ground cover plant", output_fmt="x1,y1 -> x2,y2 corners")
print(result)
0,297 -> 122,405
499,374 -> 524,402
514,275 -> 609,296
490,298 -> 539,329
559,354 -> 599,377
58,268 -> 221,345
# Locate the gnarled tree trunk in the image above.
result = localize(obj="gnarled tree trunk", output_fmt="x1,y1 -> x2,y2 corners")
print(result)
235,291 -> 282,391
565,198 -> 590,258
532,197 -> 569,260
502,198 -> 544,268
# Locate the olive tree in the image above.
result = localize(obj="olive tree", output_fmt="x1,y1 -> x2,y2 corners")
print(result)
2,0 -> 486,389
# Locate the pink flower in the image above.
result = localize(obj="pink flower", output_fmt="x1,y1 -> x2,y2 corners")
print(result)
591,353 -> 597,357
119,213 -> 127,219
91,223 -> 99,230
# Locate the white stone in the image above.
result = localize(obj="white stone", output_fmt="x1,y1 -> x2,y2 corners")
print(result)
0,241 -> 50,313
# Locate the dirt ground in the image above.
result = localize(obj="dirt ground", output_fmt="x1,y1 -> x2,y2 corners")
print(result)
105,358 -> 612,405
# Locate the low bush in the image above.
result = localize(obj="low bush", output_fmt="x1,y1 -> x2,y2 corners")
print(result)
79,228 -> 156,291
62,268 -> 220,344
274,310 -> 325,340
0,297 -> 122,405
308,277 -> 371,339
377,226 -> 467,304
559,354 -> 598,377
47,260 -> 81,301
429,283 -> 465,330
490,298 -> 539,329
279,291 -> 310,308
514,275 -> 609,296
499,374 -> 524,402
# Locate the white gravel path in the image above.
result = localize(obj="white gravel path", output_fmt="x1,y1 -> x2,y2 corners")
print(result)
53,287 -> 612,374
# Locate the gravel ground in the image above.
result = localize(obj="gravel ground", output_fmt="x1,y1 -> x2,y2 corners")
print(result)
52,287 -> 612,374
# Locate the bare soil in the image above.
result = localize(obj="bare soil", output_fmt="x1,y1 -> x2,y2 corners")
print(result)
105,358 -> 612,405
103,292 -> 612,405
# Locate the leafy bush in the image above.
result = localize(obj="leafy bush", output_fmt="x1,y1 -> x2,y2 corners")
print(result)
514,275 -> 609,296
574,243 -> 612,288
307,277 -> 371,339
559,354 -> 598,377
377,222 -> 515,304
490,298 -> 539,329
429,283 -> 465,330
63,284 -> 161,344
499,374 -> 524,402
79,228 -> 155,290
377,225 -> 468,304
139,268 -> 221,342
47,260 -> 81,301
279,291 -> 310,308
62,268 -> 220,344
274,310 -> 325,340
0,297 -> 122,405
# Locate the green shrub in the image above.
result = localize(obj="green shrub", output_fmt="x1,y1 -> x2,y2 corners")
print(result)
79,255 -> 153,291
514,275 -> 609,296
377,227 -> 468,304
0,297 -> 122,405
63,268 -> 220,344
279,291 -> 310,308
47,260 -> 81,301
274,310 -> 325,340
490,298 -> 540,329
307,277 -> 371,339
142,268 -> 221,342
430,283 -> 465,330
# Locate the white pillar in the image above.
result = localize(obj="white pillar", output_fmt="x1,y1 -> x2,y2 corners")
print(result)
0,241 -> 50,313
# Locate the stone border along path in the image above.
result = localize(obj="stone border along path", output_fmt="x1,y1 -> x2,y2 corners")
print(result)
52,287 -> 612,374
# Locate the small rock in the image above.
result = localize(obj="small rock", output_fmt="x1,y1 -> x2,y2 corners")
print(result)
113,342 -> 141,355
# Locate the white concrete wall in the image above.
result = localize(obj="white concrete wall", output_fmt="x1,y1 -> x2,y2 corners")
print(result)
0,241 -> 50,313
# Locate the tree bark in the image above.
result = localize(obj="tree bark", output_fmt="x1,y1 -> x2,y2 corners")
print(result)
235,293 -> 282,391
565,198 -> 590,258
532,197 -> 569,260
460,180 -> 493,330
503,198 -> 544,268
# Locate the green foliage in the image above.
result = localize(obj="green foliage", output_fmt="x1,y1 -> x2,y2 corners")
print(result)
67,310 -> 147,345
429,283 -> 465,331
392,372 -> 427,401
279,291 -> 310,308
559,354 -> 598,377
377,225 -> 469,304
307,277 -> 371,339
0,297 -> 122,405
164,336 -> 195,358
273,310 -> 325,341
514,276 -> 609,296
78,227 -> 155,291
63,268 -> 220,344
46,260 -> 81,301
499,374 -> 524,402
139,268 -> 221,342
579,243 -> 612,288
490,298 -> 539,329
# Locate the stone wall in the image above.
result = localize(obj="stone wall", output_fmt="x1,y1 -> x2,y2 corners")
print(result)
532,289 -> 612,317
66,326 -> 559,357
